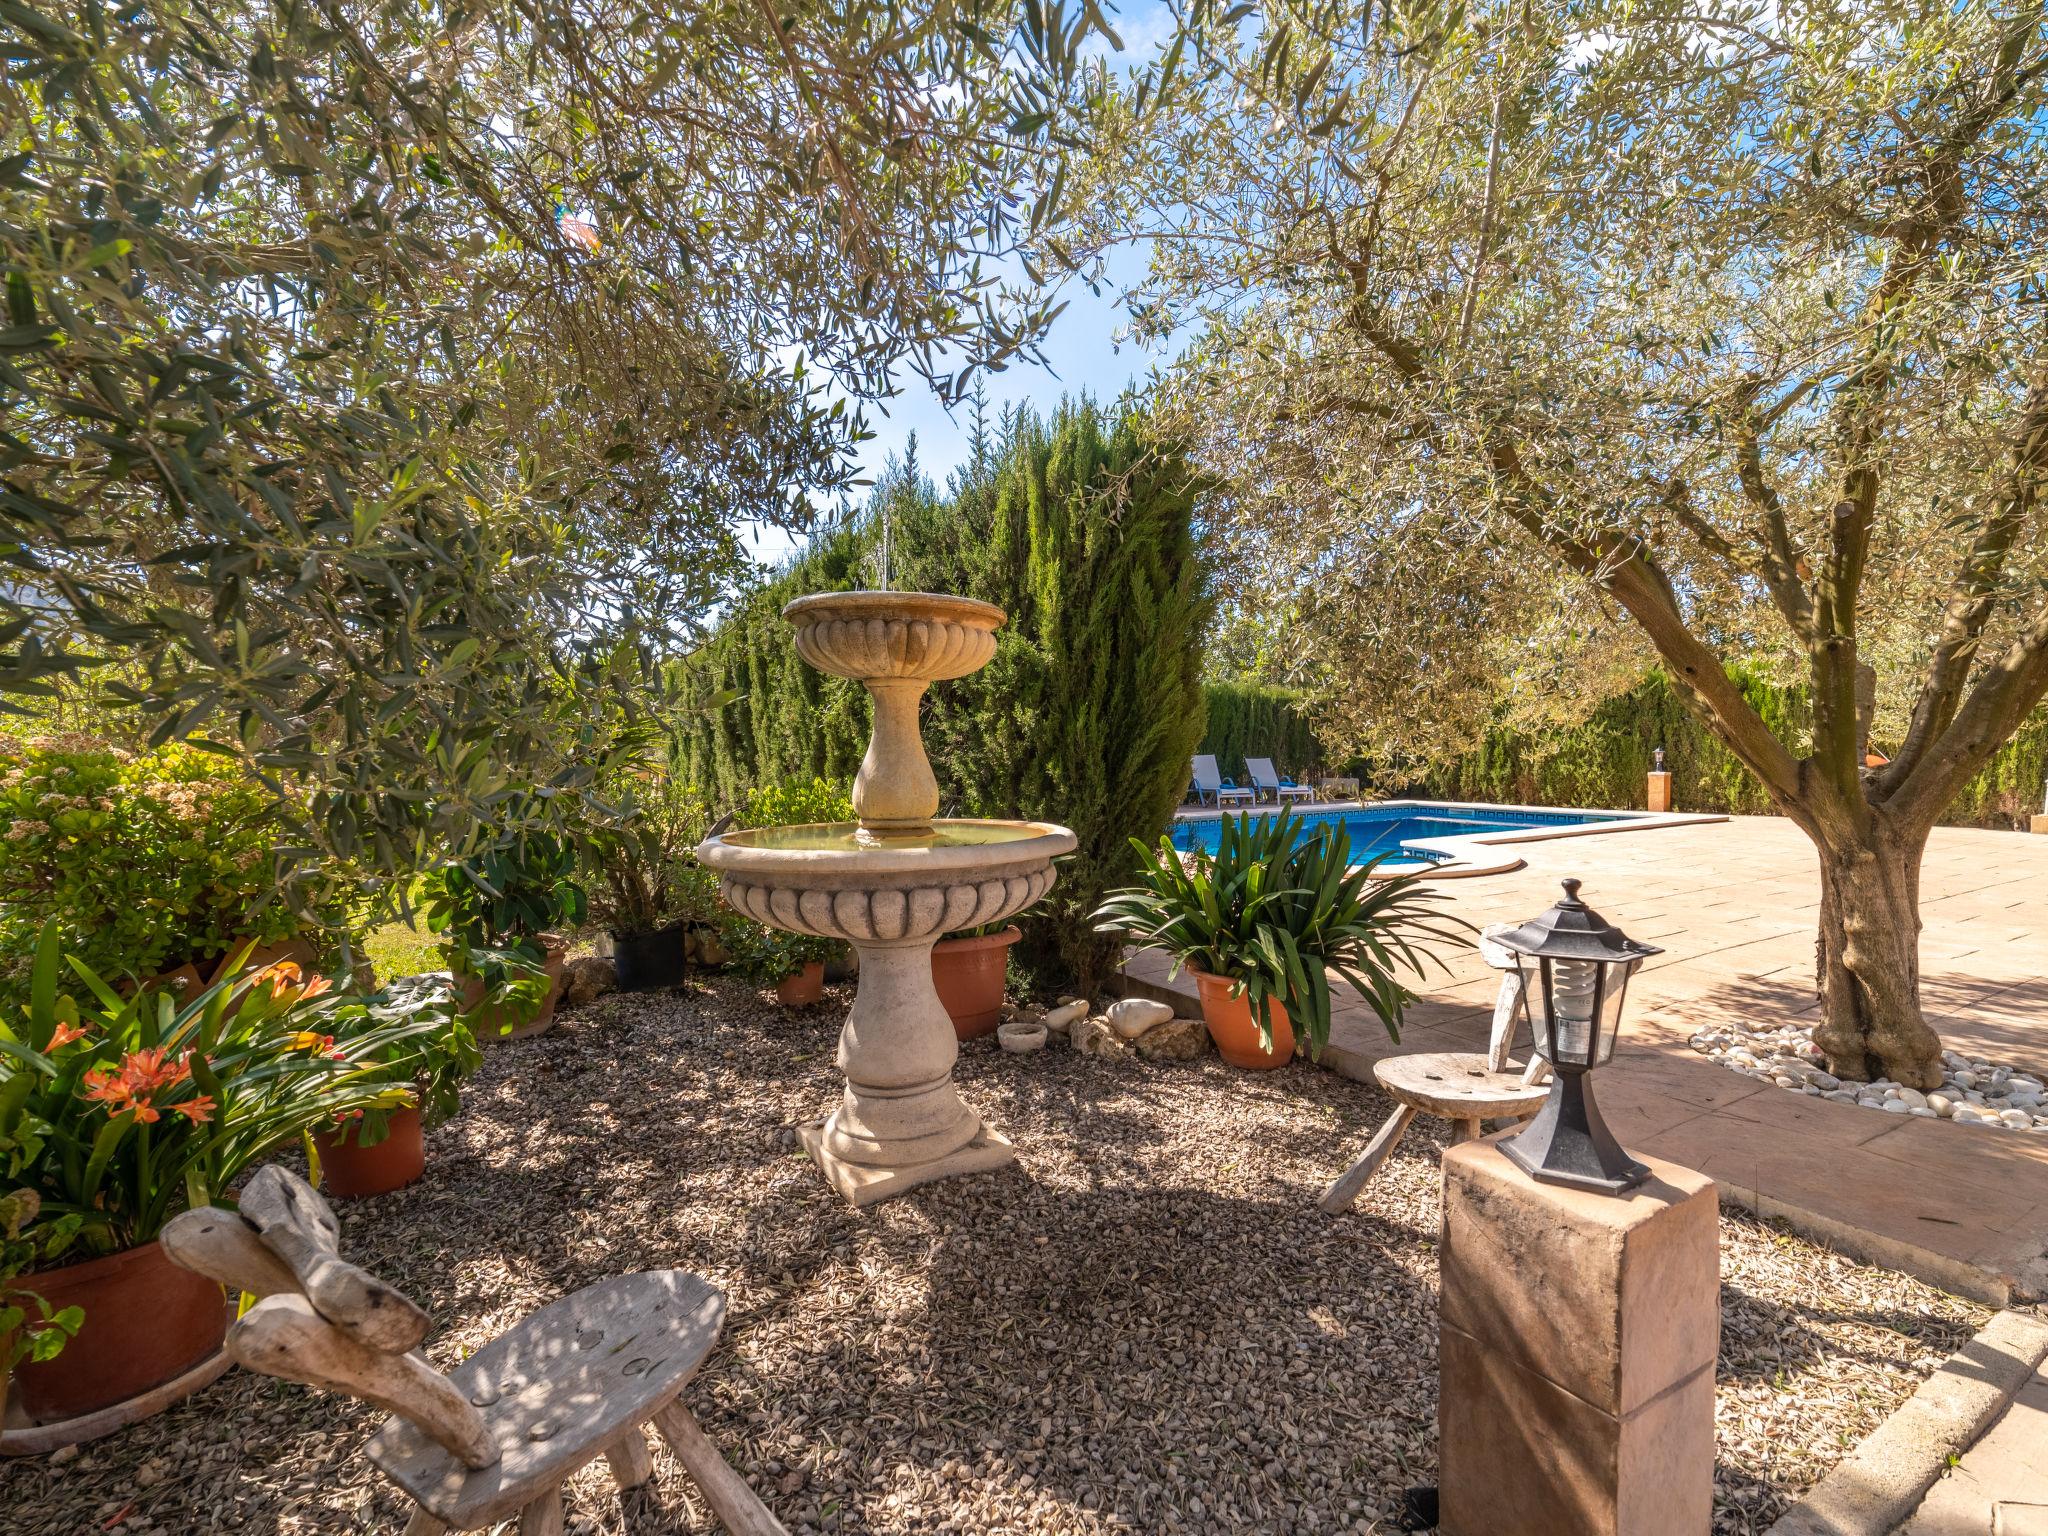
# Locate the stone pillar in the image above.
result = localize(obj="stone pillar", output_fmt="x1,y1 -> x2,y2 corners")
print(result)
1646,771 -> 1673,813
1438,1139 -> 1719,1536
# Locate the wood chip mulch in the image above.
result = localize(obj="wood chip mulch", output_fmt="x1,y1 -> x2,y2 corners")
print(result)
0,978 -> 1988,1534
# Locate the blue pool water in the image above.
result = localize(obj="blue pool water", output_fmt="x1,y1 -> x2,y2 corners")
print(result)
1168,803 -> 1641,866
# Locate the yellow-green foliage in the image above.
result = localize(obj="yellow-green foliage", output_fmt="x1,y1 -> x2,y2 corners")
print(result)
0,739 -> 342,1002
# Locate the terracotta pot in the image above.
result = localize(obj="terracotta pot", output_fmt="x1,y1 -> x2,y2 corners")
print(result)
455,934 -> 568,1040
10,1240 -> 226,1423
314,1103 -> 426,1199
931,926 -> 1021,1039
774,961 -> 825,1006
1194,970 -> 1296,1070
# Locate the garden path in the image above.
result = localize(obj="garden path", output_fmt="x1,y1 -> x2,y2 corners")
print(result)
1124,815 -> 2048,1304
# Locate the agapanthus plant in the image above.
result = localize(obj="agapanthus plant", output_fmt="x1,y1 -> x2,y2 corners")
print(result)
0,926 -> 443,1262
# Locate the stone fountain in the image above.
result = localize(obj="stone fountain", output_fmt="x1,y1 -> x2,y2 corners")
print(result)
697,592 -> 1076,1207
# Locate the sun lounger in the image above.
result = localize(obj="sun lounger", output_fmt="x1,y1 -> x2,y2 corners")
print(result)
1191,754 -> 1254,808
1247,757 -> 1317,805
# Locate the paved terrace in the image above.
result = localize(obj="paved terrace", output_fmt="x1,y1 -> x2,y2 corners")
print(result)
1124,814 -> 2048,1304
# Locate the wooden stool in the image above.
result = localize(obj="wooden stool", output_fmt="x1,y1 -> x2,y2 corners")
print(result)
162,1166 -> 786,1535
1318,925 -> 1553,1214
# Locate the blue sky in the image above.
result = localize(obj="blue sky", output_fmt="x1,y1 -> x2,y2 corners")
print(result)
736,3 -> 1179,570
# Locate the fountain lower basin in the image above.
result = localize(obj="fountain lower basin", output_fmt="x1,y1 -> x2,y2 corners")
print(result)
699,817 -> 1076,1206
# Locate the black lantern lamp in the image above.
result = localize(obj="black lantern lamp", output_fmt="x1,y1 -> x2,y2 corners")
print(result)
1496,878 -> 1663,1194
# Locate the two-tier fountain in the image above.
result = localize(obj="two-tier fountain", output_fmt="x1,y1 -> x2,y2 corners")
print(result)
697,592 -> 1076,1207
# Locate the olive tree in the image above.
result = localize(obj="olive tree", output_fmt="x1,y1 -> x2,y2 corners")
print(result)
2,0 -> 1112,887
1072,0 -> 2048,1087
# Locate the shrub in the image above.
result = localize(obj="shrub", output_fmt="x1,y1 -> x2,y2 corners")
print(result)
0,740 -> 348,1005
582,754 -> 717,939
721,918 -> 840,988
734,777 -> 854,830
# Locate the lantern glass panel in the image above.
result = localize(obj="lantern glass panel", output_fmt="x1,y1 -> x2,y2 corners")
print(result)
1520,956 -> 1641,1067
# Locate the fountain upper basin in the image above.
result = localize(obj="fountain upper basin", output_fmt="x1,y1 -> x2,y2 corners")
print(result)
698,818 -> 1076,946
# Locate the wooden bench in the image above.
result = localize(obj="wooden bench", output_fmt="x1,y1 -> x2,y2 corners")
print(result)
162,1166 -> 786,1535
1318,926 -> 1553,1213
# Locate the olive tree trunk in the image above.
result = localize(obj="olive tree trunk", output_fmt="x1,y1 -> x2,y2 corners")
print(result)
1809,814 -> 1943,1090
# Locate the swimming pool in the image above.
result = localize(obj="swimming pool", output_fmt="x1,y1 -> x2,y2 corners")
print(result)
1167,801 -> 1647,868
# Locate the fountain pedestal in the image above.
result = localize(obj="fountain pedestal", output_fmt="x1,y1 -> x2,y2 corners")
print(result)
698,592 -> 1075,1206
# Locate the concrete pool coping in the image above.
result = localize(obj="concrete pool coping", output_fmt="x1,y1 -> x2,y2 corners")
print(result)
1168,797 -> 1729,878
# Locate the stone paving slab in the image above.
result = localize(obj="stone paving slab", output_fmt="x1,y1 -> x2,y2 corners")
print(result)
1902,1361 -> 2048,1535
1121,815 -> 2048,1303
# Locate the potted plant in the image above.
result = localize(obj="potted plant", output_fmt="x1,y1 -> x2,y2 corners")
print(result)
0,1190 -> 82,1417
0,925 -> 445,1425
583,770 -> 716,992
311,974 -> 479,1199
730,777 -> 857,979
724,918 -> 839,1006
931,921 -> 1022,1039
1092,810 -> 1467,1069
426,823 -> 586,1039
0,739 -> 360,1010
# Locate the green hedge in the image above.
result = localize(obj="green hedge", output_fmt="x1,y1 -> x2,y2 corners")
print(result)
678,400 -> 1213,992
1198,683 -> 1323,783
1410,665 -> 2047,828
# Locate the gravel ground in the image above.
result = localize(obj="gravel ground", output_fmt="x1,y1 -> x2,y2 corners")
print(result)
1,978 -> 1988,1535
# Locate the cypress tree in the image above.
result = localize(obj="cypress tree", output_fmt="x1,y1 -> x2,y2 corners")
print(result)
676,398 -> 1214,993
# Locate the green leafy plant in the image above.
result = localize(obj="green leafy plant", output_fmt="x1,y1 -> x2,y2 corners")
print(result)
583,759 -> 715,938
318,975 -> 481,1152
0,740 -> 355,1008
721,919 -> 840,990
1091,811 -> 1470,1056
734,778 -> 854,831
0,926 -> 445,1260
427,816 -> 586,977
1,1189 -> 82,1394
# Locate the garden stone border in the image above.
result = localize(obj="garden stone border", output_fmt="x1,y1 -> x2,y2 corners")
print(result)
1764,1309 -> 2048,1536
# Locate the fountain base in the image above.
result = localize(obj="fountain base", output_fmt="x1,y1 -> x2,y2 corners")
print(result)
797,1119 -> 1018,1207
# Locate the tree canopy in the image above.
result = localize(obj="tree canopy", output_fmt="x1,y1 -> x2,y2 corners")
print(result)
2,0 -> 1113,883
1072,0 -> 2048,1083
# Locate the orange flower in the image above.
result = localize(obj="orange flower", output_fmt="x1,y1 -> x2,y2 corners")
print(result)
44,1021 -> 89,1051
300,975 -> 333,1001
171,1095 -> 216,1124
80,1047 -> 193,1121
81,1066 -> 131,1108
116,1047 -> 189,1096
263,960 -> 304,998
286,1030 -> 336,1055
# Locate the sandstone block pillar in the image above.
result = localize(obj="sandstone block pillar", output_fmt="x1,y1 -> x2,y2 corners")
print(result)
1646,771 -> 1673,813
1438,1139 -> 1719,1536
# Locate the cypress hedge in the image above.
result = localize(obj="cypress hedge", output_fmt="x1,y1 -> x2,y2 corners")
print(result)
1197,682 -> 1323,783
678,401 -> 1213,992
1410,666 -> 2048,828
